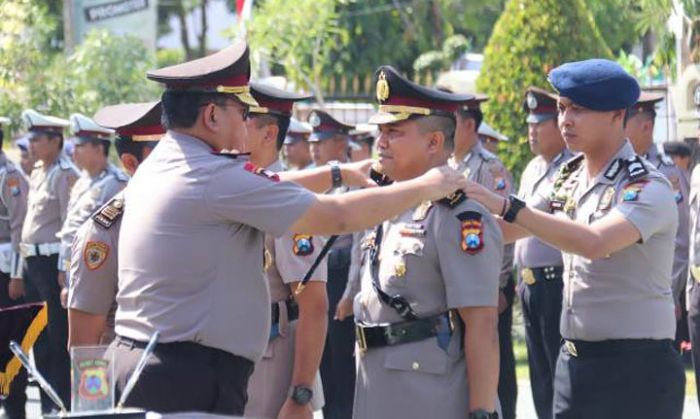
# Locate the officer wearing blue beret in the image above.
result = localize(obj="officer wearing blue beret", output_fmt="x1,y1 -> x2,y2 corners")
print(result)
465,58 -> 685,418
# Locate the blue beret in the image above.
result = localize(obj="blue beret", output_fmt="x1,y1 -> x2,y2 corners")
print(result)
548,59 -> 640,111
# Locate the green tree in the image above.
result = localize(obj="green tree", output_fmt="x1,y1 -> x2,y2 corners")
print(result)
413,34 -> 471,73
584,0 -> 640,53
477,0 -> 612,179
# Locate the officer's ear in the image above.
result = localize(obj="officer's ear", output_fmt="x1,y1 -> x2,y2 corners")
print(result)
264,124 -> 279,146
120,153 -> 140,176
427,130 -> 444,154
201,103 -> 218,131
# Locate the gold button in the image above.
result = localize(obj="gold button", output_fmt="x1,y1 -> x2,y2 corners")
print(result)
411,362 -> 420,370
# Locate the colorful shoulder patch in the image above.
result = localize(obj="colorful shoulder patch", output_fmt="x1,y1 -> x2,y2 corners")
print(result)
84,241 -> 110,271
457,211 -> 484,255
621,180 -> 649,202
244,162 -> 280,182
292,234 -> 314,256
7,177 -> 20,197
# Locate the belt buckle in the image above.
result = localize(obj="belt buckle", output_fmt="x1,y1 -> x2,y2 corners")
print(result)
564,340 -> 578,357
522,268 -> 536,285
355,325 -> 367,353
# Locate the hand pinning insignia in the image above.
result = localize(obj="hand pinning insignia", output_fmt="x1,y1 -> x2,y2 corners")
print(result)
292,234 -> 314,256
457,211 -> 484,255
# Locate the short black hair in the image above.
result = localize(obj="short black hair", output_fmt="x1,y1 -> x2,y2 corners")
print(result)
161,90 -> 233,129
416,115 -> 456,150
115,137 -> 156,163
251,113 -> 291,151
457,108 -> 483,132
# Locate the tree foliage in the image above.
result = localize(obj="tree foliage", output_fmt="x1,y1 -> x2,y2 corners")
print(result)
477,0 -> 612,179
413,34 -> 470,73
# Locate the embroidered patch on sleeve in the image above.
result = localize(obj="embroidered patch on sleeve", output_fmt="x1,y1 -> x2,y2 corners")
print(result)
84,241 -> 110,271
457,211 -> 484,255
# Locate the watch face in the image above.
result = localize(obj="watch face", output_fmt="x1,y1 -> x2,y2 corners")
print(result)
292,386 -> 313,405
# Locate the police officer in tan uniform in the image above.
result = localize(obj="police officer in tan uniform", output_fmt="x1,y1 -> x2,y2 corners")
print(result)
67,101 -> 163,348
478,121 -> 508,155
307,109 -> 358,419
450,94 -> 517,419
242,81 -> 328,419
19,109 -> 79,412
0,116 -> 30,419
625,92 -> 690,315
110,41 -> 468,416
466,58 -> 685,419
57,114 -> 127,296
516,87 -> 573,419
353,65 -> 501,419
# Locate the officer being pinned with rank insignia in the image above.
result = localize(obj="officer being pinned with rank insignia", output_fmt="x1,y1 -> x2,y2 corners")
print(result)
67,101 -> 163,348
352,65 -> 502,419
515,86 -> 573,419
19,109 -> 79,413
465,58 -> 685,419
243,81 -> 329,419
57,113 -> 128,304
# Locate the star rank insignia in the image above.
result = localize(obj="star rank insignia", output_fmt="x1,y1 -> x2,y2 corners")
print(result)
292,234 -> 314,256
84,241 -> 109,271
457,211 -> 484,255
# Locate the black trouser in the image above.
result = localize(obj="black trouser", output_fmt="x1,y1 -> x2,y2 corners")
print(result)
23,254 -> 69,413
498,275 -> 517,419
111,336 -> 254,415
0,271 -> 27,419
553,339 -> 685,419
519,268 -> 563,419
320,246 -> 355,419
688,283 -> 700,408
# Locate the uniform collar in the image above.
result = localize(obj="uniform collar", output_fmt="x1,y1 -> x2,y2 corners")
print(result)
643,144 -> 658,161
266,159 -> 285,172
464,140 -> 486,163
595,140 -> 636,185
168,130 -> 216,154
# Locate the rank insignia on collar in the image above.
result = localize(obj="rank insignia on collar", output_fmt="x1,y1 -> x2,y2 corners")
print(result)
412,201 -> 433,221
292,234 -> 314,256
598,186 -> 616,210
621,180 -> 649,202
244,162 -> 280,182
84,241 -> 109,271
604,159 -> 623,180
457,211 -> 484,255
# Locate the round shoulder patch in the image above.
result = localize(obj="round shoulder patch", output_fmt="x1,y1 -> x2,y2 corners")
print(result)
84,241 -> 110,271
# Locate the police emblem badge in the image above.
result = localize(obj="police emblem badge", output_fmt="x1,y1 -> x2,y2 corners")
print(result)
457,211 -> 484,254
84,241 -> 109,271
292,234 -> 314,256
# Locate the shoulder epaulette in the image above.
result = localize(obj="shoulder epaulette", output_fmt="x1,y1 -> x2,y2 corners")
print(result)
437,189 -> 467,209
625,155 -> 649,181
478,148 -> 497,162
92,197 -> 124,229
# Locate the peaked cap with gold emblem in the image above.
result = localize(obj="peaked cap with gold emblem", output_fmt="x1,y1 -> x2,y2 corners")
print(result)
628,91 -> 664,117
369,65 -> 473,124
94,101 -> 164,143
249,81 -> 311,117
308,110 -> 354,142
147,41 -> 258,107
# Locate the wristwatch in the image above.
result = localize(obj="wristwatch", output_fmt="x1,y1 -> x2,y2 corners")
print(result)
503,194 -> 526,223
289,385 -> 313,405
329,160 -> 343,188
468,409 -> 499,419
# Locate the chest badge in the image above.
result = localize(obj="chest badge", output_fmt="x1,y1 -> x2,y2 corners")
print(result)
394,261 -> 407,278
597,186 -> 616,211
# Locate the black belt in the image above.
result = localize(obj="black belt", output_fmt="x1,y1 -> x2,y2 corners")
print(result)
521,265 -> 563,285
355,312 -> 455,352
563,338 -> 673,358
271,298 -> 299,325
115,335 -> 251,365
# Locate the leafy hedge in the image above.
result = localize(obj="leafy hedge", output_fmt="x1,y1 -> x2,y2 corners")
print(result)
476,0 -> 612,179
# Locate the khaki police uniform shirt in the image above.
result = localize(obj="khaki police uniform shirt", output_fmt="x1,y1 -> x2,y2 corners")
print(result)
57,163 -> 127,271
67,192 -> 124,344
530,140 -> 677,341
688,165 -> 700,304
643,145 -> 689,305
245,161 -> 327,418
353,198 -> 502,419
449,140 -> 514,288
514,149 -> 574,269
0,153 -> 29,278
21,154 -> 79,245
115,131 -> 316,362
